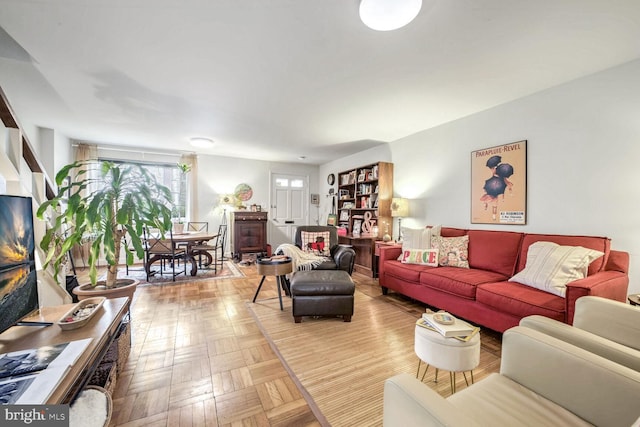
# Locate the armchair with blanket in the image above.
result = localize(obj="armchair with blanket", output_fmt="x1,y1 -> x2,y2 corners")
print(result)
277,226 -> 355,274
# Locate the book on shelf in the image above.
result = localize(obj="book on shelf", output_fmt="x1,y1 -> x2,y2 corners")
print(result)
420,312 -> 476,338
0,338 -> 92,404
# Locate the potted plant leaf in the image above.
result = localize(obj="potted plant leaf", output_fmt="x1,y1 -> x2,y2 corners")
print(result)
37,160 -> 173,300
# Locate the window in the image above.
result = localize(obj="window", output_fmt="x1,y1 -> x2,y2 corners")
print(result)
96,159 -> 187,219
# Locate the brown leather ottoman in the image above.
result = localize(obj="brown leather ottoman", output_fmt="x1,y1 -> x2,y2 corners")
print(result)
289,270 -> 355,323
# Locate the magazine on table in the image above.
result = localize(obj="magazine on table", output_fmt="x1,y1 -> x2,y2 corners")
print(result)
0,338 -> 92,404
419,312 -> 478,339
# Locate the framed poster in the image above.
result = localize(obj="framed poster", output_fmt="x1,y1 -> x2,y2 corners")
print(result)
471,140 -> 527,224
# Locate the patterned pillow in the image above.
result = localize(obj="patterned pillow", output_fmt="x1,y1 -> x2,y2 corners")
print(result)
431,235 -> 469,268
300,231 -> 331,256
401,249 -> 439,266
509,241 -> 604,297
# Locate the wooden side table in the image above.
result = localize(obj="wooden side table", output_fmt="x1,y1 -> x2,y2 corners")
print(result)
374,241 -> 402,278
628,294 -> 640,306
253,256 -> 293,310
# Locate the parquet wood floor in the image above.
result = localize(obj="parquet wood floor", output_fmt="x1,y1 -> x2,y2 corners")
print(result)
75,264 -> 502,426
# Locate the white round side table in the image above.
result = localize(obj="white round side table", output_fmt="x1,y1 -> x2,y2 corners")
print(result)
414,324 -> 481,394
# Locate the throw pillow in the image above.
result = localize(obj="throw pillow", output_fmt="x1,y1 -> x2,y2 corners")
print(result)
401,248 -> 439,266
509,241 -> 604,297
429,224 -> 442,240
431,235 -> 469,268
397,226 -> 441,261
300,231 -> 331,256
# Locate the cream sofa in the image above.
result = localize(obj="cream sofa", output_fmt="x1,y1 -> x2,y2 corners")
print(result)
520,296 -> 640,371
383,327 -> 640,427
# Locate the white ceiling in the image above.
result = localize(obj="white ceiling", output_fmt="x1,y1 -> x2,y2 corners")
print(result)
1,0 -> 639,164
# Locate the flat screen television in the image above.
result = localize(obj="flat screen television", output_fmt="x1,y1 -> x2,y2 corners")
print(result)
0,195 -> 39,334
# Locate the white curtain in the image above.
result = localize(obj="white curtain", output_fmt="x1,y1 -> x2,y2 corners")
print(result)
180,153 -> 198,221
73,143 -> 98,198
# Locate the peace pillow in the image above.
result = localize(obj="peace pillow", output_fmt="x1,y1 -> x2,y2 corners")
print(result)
509,241 -> 604,297
430,235 -> 469,268
300,231 -> 331,256
397,225 -> 441,261
401,249 -> 439,266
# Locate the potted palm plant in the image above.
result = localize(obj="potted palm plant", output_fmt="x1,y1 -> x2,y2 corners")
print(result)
37,160 -> 173,300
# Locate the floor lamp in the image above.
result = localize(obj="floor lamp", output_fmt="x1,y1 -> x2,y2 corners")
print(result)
219,195 -> 235,261
391,198 -> 409,242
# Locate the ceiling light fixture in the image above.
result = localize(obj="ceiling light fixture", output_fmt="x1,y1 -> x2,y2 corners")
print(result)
189,137 -> 214,148
359,0 -> 422,31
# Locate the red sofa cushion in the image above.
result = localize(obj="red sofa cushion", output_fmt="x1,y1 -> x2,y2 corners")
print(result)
385,260 -> 431,283
518,234 -> 610,276
420,268 -> 508,300
467,230 -> 523,277
476,281 -> 565,321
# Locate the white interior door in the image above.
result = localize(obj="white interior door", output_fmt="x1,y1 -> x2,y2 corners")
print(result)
270,173 -> 308,251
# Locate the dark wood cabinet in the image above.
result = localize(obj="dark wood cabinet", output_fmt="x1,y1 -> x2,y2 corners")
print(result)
339,235 -> 377,277
231,211 -> 268,261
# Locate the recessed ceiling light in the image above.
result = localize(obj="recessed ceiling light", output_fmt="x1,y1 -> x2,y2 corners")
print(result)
359,0 -> 422,31
298,156 -> 307,160
190,137 -> 214,148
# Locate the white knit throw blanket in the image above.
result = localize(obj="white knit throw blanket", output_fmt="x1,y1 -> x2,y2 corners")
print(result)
275,243 -> 328,271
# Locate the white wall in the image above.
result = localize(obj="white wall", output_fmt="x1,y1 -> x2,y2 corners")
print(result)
197,154 -> 319,247
386,59 -> 640,293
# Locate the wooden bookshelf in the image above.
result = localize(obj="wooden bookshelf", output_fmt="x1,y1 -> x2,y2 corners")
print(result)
336,161 -> 393,276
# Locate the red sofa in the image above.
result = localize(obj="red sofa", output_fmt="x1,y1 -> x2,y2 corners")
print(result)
378,227 -> 629,333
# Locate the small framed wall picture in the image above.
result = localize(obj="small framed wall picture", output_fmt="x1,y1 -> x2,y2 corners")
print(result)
310,193 -> 320,205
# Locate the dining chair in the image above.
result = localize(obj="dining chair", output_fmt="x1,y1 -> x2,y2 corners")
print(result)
187,222 -> 208,232
143,227 -> 188,281
178,222 -> 209,251
214,224 -> 227,270
123,235 -> 147,277
189,223 -> 226,273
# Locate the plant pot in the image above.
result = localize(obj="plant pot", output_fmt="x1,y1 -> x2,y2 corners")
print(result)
173,222 -> 185,234
73,279 -> 139,302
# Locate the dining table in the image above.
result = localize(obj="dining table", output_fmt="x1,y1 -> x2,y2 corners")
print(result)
145,231 -> 218,277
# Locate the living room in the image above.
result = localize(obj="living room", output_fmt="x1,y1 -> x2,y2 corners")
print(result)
1,2 -> 640,426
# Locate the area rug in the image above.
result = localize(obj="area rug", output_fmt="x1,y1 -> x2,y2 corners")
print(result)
247,289 -> 421,426
101,261 -> 244,285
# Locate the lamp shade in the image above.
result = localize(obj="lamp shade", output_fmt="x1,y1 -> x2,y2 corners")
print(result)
391,198 -> 409,217
359,0 -> 422,31
219,194 -> 235,207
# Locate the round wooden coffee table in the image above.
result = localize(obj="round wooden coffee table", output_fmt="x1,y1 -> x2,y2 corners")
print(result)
253,256 -> 293,310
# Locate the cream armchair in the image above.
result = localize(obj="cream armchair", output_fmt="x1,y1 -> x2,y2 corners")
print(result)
383,327 -> 640,427
520,296 -> 640,371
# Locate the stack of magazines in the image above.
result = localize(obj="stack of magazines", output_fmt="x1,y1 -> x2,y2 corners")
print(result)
416,311 -> 480,342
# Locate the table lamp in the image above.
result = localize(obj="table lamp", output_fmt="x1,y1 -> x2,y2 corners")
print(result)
391,198 -> 409,242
